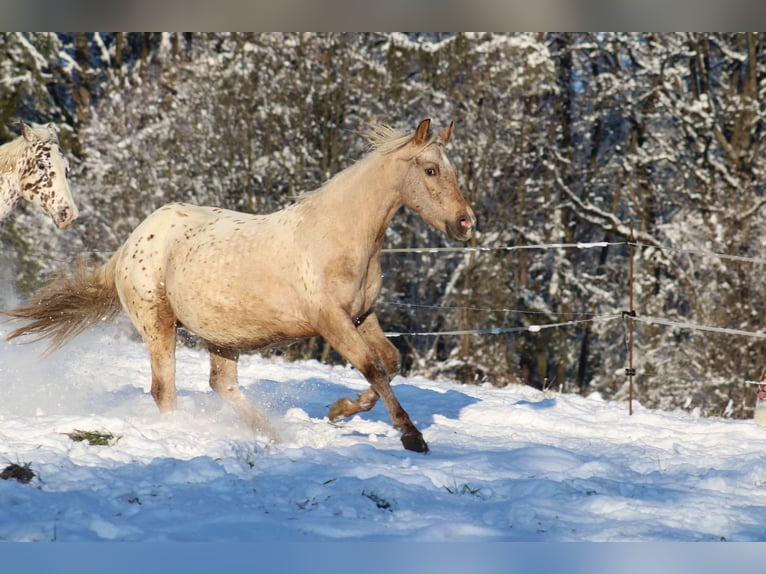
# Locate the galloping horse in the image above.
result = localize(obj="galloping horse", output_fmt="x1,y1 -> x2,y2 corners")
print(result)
6,119 -> 476,452
0,122 -> 78,229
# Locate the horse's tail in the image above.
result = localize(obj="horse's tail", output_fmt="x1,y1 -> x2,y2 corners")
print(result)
5,252 -> 123,351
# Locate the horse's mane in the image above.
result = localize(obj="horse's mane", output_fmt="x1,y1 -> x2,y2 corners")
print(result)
0,127 -> 57,173
293,122 -> 436,202
365,121 -> 443,157
364,123 -> 413,154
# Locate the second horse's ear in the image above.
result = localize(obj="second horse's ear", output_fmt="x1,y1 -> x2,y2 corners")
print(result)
46,123 -> 59,140
20,121 -> 35,142
438,121 -> 454,143
412,118 -> 431,146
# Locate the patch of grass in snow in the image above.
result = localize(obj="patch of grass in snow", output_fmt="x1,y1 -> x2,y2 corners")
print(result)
0,462 -> 35,484
444,482 -> 483,497
65,429 -> 120,446
361,489 -> 393,511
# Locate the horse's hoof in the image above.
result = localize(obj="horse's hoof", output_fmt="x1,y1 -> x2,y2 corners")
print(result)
401,432 -> 429,453
328,397 -> 354,422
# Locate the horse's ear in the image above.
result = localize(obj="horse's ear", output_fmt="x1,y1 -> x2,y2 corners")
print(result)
20,121 -> 35,142
45,123 -> 60,142
413,118 -> 431,146
438,121 -> 454,143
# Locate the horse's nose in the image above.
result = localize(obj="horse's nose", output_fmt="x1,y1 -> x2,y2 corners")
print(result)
459,213 -> 475,234
449,210 -> 476,241
459,208 -> 477,236
55,205 -> 78,229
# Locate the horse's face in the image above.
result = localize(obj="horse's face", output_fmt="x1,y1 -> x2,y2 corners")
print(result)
18,123 -> 78,229
401,120 -> 476,242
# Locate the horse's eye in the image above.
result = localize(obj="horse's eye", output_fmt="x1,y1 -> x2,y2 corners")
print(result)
37,161 -> 46,171
425,167 -> 437,177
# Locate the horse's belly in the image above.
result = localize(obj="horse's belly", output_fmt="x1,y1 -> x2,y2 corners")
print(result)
184,322 -> 309,351
178,300 -> 315,349
165,248 -> 315,349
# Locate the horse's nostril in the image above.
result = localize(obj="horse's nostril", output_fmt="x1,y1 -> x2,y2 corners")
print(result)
458,214 -> 476,233
54,206 -> 77,229
449,215 -> 475,242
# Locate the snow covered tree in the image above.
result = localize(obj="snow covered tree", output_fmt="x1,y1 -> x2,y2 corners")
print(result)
0,33 -> 82,292
4,32 -> 766,419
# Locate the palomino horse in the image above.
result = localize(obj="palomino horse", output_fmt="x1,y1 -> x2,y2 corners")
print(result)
0,122 -> 78,229
6,118 -> 476,453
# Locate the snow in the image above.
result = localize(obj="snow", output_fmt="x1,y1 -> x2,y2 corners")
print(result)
2,321 -> 766,548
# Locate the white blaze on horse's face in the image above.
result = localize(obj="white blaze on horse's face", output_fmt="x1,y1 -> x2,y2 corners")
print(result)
401,119 -> 476,242
19,123 -> 78,229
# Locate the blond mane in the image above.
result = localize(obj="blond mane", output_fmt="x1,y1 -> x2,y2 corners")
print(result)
364,122 -> 444,164
294,123 -> 417,201
364,123 -> 413,154
292,121 -> 443,203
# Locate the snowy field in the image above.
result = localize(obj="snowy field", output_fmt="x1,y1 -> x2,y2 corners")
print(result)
2,319 -> 766,544
2,320 -> 766,569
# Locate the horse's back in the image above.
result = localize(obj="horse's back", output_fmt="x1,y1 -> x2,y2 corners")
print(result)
137,202 -> 233,232
120,202 -> 254,255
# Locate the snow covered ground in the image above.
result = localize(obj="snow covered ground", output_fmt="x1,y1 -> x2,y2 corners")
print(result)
2,321 -> 766,546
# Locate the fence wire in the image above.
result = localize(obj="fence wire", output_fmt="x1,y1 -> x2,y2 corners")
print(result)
380,238 -> 766,341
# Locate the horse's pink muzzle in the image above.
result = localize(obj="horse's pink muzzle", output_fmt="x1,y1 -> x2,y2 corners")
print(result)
447,210 -> 477,242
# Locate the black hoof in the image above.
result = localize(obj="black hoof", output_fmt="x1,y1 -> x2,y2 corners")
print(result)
401,432 -> 429,453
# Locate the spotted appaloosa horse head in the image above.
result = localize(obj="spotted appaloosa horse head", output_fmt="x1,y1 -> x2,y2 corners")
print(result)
14,122 -> 78,229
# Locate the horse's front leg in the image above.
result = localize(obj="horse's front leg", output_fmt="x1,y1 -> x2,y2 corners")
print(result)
328,311 -> 399,419
319,309 -> 427,453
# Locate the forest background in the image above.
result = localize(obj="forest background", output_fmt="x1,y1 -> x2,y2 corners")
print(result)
2,32 -> 766,420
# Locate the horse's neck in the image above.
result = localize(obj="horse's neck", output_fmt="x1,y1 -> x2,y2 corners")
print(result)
309,154 -> 402,248
0,172 -> 20,224
0,141 -> 23,223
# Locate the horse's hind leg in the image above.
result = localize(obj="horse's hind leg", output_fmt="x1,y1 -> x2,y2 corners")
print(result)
142,306 -> 179,413
208,345 -> 279,442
